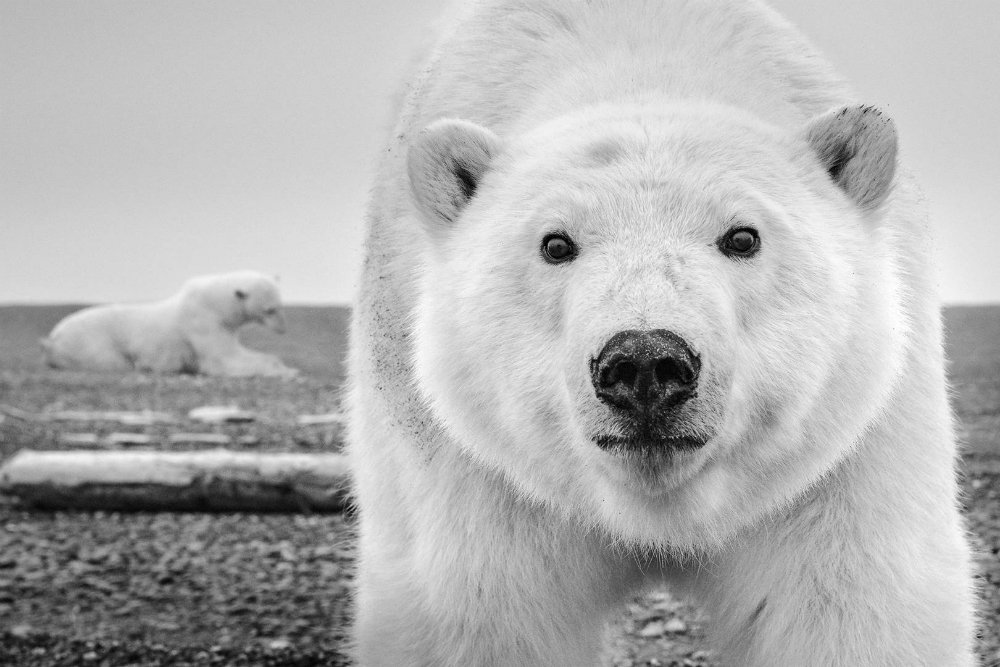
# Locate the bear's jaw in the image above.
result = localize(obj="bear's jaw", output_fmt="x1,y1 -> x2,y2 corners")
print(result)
593,440 -> 714,498
594,433 -> 707,453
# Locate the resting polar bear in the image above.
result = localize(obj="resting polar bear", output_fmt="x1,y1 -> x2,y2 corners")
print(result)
347,1 -> 976,665
44,270 -> 298,378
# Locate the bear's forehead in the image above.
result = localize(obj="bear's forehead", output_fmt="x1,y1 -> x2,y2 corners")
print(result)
511,105 -> 796,178
514,179 -> 758,243
493,113 -> 811,228
503,146 -> 781,228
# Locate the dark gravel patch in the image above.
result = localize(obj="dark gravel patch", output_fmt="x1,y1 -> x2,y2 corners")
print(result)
0,510 -> 356,658
0,465 -> 996,666
0,632 -> 349,667
0,357 -> 997,666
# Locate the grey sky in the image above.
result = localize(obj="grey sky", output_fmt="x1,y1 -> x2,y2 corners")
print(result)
2,0 -> 998,304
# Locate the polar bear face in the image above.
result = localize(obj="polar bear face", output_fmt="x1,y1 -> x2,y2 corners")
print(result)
235,279 -> 287,333
408,102 -> 906,550
181,271 -> 288,334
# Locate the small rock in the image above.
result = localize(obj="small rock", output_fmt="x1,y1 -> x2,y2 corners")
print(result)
638,620 -> 666,637
268,638 -> 292,650
312,544 -> 338,558
48,410 -> 175,425
188,405 -> 256,423
296,413 -> 344,426
650,596 -> 683,614
663,617 -> 688,634
107,432 -> 154,447
116,411 -> 177,426
168,433 -> 232,445
9,623 -> 35,638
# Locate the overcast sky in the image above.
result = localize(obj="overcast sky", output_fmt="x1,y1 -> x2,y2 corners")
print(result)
2,0 -> 998,305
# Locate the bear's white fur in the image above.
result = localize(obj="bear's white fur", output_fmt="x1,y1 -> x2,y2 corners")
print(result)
347,1 -> 976,665
44,270 -> 298,378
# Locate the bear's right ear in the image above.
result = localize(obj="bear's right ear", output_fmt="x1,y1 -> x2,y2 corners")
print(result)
805,104 -> 898,213
407,119 -> 504,231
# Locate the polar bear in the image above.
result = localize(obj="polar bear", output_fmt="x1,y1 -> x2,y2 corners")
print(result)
43,270 -> 298,378
346,1 -> 976,666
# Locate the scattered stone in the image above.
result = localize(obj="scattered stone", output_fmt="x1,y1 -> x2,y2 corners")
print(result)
47,410 -> 176,425
188,405 -> 256,423
106,432 -> 154,447
116,411 -> 177,426
296,413 -> 345,426
638,620 -> 666,637
650,594 -> 682,614
167,433 -> 232,446
664,618 -> 688,634
9,624 -> 35,638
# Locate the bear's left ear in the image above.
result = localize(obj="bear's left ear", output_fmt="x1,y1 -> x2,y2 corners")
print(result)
235,289 -> 248,300
805,104 -> 898,213
407,118 -> 504,231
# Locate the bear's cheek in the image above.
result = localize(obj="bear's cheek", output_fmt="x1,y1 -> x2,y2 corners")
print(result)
414,243 -> 576,444
714,231 -> 862,456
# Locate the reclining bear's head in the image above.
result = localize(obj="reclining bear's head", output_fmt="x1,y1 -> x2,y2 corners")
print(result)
406,101 -> 907,551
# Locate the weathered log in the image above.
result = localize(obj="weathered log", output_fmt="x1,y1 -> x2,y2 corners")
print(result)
0,449 -> 351,512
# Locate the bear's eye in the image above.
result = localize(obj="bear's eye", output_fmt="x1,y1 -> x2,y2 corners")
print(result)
718,227 -> 760,258
541,233 -> 577,264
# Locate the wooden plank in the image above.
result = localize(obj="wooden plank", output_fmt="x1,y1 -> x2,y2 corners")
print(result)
0,449 -> 351,512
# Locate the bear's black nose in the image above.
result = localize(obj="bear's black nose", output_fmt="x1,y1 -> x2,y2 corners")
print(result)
591,329 -> 700,415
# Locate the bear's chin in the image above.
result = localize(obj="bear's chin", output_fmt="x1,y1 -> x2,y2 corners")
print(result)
592,436 -> 714,497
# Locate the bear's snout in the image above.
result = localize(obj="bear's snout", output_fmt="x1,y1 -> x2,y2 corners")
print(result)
591,329 -> 700,419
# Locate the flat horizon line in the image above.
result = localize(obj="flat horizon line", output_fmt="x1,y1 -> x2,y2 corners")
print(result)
1,301 -> 998,309
0,301 -> 352,309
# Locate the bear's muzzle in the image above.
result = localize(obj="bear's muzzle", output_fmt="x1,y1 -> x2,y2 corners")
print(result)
590,329 -> 703,451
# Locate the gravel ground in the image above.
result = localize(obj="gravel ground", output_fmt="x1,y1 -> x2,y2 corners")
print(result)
1,463 -> 997,667
1,321 -> 998,666
0,508 -> 355,665
0,371 -> 346,457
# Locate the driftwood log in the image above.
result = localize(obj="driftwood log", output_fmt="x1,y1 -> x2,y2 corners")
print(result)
0,449 -> 351,512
